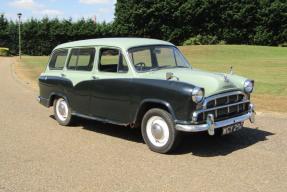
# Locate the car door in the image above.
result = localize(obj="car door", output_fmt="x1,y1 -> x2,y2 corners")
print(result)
90,47 -> 133,124
63,47 -> 96,115
41,49 -> 71,98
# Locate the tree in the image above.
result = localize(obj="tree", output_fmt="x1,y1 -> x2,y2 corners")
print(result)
114,0 -> 287,45
0,14 -> 9,47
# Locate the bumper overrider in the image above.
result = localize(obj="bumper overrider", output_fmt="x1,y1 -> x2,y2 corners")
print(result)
175,103 -> 255,135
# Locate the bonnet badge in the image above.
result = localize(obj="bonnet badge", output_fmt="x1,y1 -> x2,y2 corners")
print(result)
224,66 -> 233,82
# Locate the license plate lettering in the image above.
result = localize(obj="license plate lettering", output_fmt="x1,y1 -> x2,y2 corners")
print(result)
222,123 -> 242,135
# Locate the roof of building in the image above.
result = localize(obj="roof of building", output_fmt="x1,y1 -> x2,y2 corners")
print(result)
54,38 -> 174,50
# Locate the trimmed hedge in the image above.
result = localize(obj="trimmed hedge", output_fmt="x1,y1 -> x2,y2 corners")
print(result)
0,0 -> 286,55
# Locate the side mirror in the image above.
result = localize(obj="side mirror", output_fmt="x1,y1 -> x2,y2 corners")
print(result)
166,72 -> 179,81
166,72 -> 179,80
166,72 -> 174,80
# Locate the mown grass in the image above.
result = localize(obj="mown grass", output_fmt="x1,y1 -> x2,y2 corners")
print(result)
18,45 -> 287,112
18,56 -> 48,80
180,45 -> 287,96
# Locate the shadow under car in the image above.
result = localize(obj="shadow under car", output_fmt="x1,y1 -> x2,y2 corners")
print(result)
51,115 -> 274,156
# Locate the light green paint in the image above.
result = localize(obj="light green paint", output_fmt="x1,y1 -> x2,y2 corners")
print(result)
54,38 -> 173,51
136,68 -> 247,97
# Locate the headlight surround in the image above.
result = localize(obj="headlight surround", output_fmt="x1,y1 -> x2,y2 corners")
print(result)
192,87 -> 204,103
244,80 -> 254,93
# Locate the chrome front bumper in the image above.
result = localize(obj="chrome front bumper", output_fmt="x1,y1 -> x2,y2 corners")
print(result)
175,103 -> 255,135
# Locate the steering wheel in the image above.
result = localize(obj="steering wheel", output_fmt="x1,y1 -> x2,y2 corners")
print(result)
135,62 -> 146,71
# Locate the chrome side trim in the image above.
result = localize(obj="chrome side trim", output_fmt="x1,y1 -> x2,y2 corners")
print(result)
176,103 -> 255,133
72,112 -> 128,126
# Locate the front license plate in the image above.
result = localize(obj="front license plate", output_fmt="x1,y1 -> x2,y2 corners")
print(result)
222,123 -> 243,135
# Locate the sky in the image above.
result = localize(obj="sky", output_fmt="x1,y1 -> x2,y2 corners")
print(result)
0,0 -> 116,22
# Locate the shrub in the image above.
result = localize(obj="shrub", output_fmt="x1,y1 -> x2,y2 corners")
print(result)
279,42 -> 287,47
183,36 -> 201,45
0,47 -> 9,56
218,40 -> 226,45
183,35 -> 220,45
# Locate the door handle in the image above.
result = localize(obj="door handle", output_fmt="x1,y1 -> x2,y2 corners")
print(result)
61,73 -> 66,77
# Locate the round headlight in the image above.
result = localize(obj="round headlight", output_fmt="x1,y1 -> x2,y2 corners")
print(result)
192,87 -> 204,103
244,80 -> 254,93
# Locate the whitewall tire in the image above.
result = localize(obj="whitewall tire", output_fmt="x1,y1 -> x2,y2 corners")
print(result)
53,97 -> 73,126
141,108 -> 181,154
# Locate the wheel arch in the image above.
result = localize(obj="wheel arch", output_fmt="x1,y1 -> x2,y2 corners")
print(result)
133,99 -> 176,128
48,92 -> 70,107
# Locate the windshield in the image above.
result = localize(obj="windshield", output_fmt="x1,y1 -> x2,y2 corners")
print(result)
128,45 -> 191,72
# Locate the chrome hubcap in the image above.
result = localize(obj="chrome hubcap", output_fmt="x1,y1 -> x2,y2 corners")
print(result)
151,123 -> 164,140
146,116 -> 170,147
58,102 -> 66,116
56,98 -> 68,121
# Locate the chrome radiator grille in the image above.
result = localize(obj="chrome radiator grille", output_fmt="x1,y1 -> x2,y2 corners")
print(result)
195,92 -> 249,123
206,94 -> 245,108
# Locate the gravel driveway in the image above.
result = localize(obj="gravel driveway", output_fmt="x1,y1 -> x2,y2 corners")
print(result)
0,57 -> 286,192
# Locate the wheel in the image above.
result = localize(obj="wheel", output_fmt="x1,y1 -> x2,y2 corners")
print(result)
53,97 -> 73,126
141,108 -> 181,154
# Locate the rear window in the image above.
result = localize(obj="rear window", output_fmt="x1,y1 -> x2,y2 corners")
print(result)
49,49 -> 68,70
67,48 -> 95,71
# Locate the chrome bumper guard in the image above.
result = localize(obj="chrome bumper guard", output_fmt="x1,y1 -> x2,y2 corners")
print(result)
175,103 -> 255,135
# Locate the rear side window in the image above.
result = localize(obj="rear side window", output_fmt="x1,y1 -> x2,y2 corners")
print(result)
49,49 -> 68,70
67,48 -> 95,71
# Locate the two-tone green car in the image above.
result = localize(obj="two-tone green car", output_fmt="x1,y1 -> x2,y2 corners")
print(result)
38,38 -> 255,153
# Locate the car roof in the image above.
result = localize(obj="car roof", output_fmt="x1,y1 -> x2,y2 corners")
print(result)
54,38 -> 174,50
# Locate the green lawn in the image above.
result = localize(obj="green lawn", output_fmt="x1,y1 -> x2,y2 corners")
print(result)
19,56 -> 49,81
20,45 -> 287,96
180,45 -> 287,96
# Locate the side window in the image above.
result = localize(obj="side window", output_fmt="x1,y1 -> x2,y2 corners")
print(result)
49,49 -> 68,70
99,48 -> 128,73
67,49 -> 77,70
67,48 -> 95,71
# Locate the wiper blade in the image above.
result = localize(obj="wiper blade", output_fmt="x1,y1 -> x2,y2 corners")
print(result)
148,67 -> 161,71
160,65 -> 189,69
146,66 -> 189,72
159,65 -> 173,69
176,66 -> 189,68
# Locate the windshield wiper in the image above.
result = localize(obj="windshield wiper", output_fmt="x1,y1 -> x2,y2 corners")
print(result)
160,65 -> 189,69
143,65 -> 189,72
148,67 -> 161,71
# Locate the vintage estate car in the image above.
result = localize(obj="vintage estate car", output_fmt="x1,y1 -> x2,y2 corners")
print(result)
38,38 -> 255,153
